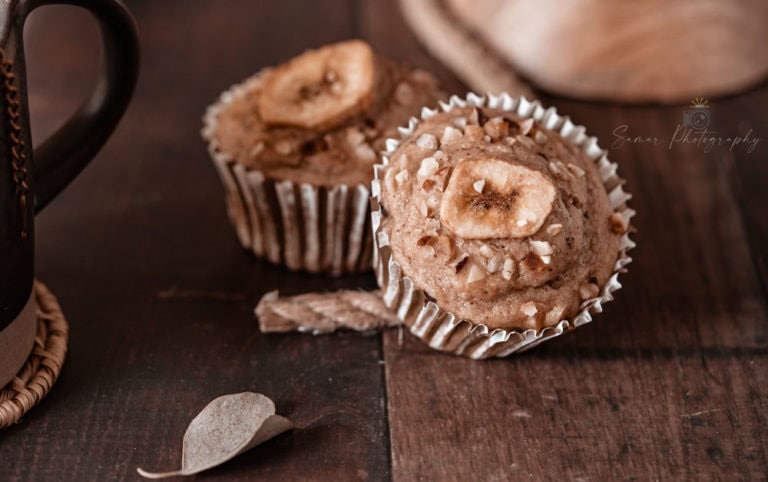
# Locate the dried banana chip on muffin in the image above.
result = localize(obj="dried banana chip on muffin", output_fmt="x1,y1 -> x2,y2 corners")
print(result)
258,40 -> 376,130
439,157 -> 556,239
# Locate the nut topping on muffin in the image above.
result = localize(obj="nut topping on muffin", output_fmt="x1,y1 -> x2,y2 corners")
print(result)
416,133 -> 438,150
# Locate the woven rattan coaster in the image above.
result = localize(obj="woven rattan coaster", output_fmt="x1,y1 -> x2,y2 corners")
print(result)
0,281 -> 68,429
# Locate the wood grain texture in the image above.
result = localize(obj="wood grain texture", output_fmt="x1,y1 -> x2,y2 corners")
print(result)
0,2 -> 386,481
381,100 -> 768,479
363,1 -> 768,479
442,0 -> 768,102
383,335 -> 768,481
727,87 -> 768,298
552,101 -> 768,351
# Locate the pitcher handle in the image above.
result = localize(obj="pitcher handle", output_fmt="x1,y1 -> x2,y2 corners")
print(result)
19,0 -> 139,212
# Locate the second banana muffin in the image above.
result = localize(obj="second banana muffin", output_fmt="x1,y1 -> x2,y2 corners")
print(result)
204,40 -> 443,275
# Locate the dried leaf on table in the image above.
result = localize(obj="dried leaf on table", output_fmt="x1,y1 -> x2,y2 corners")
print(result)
137,392 -> 292,479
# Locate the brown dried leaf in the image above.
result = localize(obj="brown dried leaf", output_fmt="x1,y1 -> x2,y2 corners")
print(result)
137,392 -> 293,479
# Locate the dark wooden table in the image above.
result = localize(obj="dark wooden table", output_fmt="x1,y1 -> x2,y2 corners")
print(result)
1,1 -> 766,480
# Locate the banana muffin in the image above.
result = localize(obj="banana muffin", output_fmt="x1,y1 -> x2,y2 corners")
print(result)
372,95 -> 634,356
204,40 -> 443,275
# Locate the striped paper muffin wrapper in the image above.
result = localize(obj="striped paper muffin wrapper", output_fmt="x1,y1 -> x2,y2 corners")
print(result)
371,93 -> 636,359
202,74 -> 372,276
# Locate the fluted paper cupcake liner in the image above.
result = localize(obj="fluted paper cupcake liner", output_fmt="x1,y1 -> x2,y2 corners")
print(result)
371,93 -> 636,359
203,75 -> 372,275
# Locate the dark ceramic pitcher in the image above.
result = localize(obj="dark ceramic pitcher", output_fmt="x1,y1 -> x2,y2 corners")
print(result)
0,0 -> 139,385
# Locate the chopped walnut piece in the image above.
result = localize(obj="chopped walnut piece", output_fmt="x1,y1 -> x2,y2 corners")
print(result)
546,223 -> 563,236
417,157 -> 439,179
502,258 -> 515,280
548,160 -> 573,180
530,240 -> 553,256
519,118 -> 534,136
567,163 -> 586,177
441,126 -> 463,144
395,169 -> 409,185
579,282 -> 600,300
609,212 -> 628,234
534,130 -> 548,145
520,301 -> 538,317
484,117 -> 510,141
487,253 -> 504,273
466,264 -> 487,283
545,306 -> 565,325
433,235 -> 454,259
479,244 -> 495,258
416,133 -> 438,150
464,125 -> 485,142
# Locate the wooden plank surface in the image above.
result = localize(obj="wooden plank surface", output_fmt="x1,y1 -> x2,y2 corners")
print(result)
0,2 -> 387,481
0,1 -> 766,481
728,88 -> 768,294
383,337 -> 767,480
361,2 -> 768,480
380,105 -> 768,480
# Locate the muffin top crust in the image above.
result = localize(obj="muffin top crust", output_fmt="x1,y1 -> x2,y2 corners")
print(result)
378,105 -> 626,331
211,40 -> 443,187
